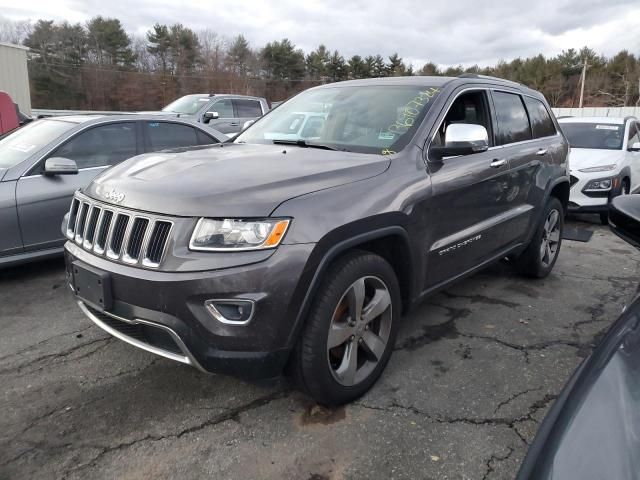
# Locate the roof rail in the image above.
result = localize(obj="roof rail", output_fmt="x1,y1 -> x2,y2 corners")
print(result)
458,73 -> 522,87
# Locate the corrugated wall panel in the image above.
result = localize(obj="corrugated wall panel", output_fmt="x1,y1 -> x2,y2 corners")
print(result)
552,107 -> 640,118
0,43 -> 31,115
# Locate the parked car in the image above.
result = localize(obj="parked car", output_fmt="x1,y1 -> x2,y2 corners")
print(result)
517,194 -> 640,480
0,91 -> 20,137
63,75 -> 569,405
558,116 -> 640,224
0,115 -> 226,268
161,94 -> 269,134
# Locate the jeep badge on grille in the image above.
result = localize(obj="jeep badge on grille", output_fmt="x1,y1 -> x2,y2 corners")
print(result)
105,189 -> 125,204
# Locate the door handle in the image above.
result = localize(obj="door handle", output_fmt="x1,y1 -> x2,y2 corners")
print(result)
536,148 -> 548,156
490,159 -> 507,168
229,122 -> 240,126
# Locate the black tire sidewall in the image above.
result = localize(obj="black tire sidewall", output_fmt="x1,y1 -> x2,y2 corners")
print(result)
517,197 -> 564,278
295,251 -> 401,406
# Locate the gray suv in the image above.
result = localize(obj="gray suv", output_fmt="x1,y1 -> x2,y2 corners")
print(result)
64,75 -> 570,405
161,94 -> 269,134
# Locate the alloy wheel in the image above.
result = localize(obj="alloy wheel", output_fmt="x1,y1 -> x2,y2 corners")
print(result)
326,276 -> 393,386
540,209 -> 561,268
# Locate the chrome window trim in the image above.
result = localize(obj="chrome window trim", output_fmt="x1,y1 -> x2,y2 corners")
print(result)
425,86 -> 560,163
21,165 -> 109,180
78,301 -> 206,372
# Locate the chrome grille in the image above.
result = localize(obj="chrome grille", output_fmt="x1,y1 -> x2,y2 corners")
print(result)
66,193 -> 173,268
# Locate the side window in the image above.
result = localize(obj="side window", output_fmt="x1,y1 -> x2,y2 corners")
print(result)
196,129 -> 218,145
492,91 -> 532,145
210,99 -> 234,118
234,99 -> 262,117
147,122 -> 199,151
52,122 -> 136,169
433,90 -> 492,147
628,122 -> 640,146
523,97 -> 556,138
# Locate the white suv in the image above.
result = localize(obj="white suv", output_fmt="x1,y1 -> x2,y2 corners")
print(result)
559,116 -> 640,223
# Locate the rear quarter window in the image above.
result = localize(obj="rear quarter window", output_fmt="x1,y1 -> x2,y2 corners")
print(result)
492,91 -> 532,145
523,97 -> 556,138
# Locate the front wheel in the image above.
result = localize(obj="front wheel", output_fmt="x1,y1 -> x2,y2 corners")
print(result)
514,197 -> 564,278
290,251 -> 401,406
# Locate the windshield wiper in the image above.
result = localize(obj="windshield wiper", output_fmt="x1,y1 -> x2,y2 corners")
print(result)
271,139 -> 347,152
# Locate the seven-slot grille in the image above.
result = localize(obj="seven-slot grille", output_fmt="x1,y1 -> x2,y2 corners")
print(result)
66,194 -> 173,268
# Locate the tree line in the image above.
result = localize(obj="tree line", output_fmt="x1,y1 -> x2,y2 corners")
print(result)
0,16 -> 638,111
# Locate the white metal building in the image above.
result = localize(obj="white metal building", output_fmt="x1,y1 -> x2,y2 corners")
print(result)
0,42 -> 31,115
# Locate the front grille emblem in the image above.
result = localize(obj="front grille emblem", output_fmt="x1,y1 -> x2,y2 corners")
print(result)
105,189 -> 125,204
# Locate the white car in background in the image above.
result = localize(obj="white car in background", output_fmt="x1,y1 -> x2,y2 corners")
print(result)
559,116 -> 640,224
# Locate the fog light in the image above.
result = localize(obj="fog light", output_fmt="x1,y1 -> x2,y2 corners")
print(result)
205,300 -> 254,325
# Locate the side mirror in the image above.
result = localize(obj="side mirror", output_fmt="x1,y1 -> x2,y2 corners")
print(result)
44,157 -> 78,175
204,111 -> 219,122
242,120 -> 255,131
430,123 -> 489,160
628,142 -> 640,152
609,194 -> 640,249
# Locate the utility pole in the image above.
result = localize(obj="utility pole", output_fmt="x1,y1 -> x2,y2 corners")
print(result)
578,57 -> 588,108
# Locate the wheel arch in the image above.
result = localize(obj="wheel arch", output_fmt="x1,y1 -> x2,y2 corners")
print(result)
285,225 -> 415,348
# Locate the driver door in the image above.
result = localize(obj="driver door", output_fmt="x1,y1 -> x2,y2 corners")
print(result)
425,89 -> 513,288
204,98 -> 238,134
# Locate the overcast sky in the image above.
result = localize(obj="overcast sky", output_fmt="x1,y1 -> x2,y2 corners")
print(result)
1,0 -> 639,68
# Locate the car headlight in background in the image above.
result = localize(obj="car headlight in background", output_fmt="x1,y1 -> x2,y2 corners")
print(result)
578,164 -> 617,173
584,178 -> 612,191
189,218 -> 290,251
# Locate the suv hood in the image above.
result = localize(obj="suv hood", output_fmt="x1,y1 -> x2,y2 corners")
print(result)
86,143 -> 391,217
569,148 -> 623,172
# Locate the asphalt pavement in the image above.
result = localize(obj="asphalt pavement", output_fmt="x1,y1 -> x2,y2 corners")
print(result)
1,217 -> 639,479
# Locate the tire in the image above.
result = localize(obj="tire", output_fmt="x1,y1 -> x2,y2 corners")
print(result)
514,197 -> 564,278
599,212 -> 609,225
289,250 -> 401,406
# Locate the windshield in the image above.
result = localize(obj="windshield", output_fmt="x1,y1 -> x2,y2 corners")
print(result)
561,122 -> 624,150
162,95 -> 210,115
235,85 -> 441,155
0,119 -> 76,169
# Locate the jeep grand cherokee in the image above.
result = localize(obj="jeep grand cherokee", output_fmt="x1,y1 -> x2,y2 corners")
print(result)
63,75 -> 570,405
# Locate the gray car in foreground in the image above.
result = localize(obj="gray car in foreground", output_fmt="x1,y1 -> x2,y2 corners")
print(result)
0,115 -> 226,267
64,75 -> 570,405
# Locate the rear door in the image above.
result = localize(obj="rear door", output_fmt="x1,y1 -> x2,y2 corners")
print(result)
233,99 -> 264,130
205,98 -> 238,134
425,88 -> 514,288
491,91 -> 558,246
15,122 -> 139,252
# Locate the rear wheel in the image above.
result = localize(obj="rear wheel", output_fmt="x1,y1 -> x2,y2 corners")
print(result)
514,197 -> 563,278
290,251 -> 401,406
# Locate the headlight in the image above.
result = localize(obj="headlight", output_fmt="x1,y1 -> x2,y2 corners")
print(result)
584,178 -> 612,190
578,164 -> 617,173
189,218 -> 290,251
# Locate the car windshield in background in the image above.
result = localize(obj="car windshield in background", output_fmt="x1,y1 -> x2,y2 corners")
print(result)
0,119 -> 76,169
162,95 -> 210,115
235,85 -> 441,155
561,122 -> 624,150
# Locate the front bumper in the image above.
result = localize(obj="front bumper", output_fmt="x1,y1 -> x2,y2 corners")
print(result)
65,241 -> 316,379
568,171 -> 624,213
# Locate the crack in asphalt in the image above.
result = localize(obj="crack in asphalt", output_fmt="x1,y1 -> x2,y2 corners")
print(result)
54,389 -> 291,477
493,387 -> 542,415
0,325 -> 93,363
354,392 -> 557,449
0,337 -> 112,376
482,446 -> 515,480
